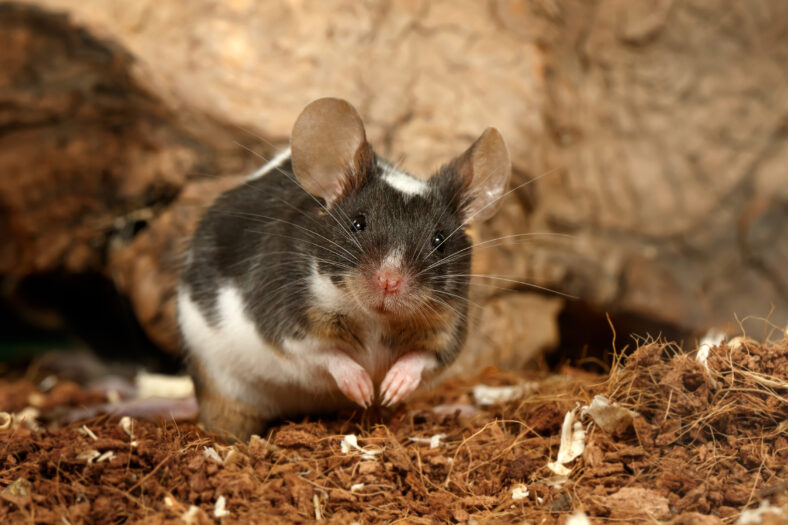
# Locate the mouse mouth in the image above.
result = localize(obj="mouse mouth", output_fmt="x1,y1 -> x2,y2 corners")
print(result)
363,292 -> 404,316
345,271 -> 415,318
372,296 -> 401,315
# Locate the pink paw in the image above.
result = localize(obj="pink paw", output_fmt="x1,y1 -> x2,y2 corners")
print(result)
380,352 -> 433,406
327,355 -> 374,408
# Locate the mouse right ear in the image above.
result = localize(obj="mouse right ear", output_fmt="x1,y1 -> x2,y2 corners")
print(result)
290,98 -> 373,203
441,127 -> 512,223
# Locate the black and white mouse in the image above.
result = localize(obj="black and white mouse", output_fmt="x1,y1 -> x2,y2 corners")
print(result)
177,97 -> 511,441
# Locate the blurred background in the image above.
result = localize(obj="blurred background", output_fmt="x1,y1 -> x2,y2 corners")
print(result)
1,0 -> 787,383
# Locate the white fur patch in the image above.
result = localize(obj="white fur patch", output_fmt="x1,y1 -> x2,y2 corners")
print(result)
381,164 -> 428,197
178,286 -> 270,400
178,286 -> 305,411
177,287 -> 216,360
179,284 -> 349,416
246,147 -> 292,181
382,247 -> 404,268
309,262 -> 346,311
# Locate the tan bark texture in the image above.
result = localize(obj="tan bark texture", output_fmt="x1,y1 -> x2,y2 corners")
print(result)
2,1 -> 787,368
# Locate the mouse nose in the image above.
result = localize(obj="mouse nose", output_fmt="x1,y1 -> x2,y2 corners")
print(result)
376,267 -> 402,293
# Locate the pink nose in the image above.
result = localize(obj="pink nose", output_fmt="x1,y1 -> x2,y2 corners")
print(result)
376,268 -> 402,293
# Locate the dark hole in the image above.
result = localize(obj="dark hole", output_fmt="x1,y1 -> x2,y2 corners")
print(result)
131,219 -> 148,236
0,272 -> 180,377
549,300 -> 691,373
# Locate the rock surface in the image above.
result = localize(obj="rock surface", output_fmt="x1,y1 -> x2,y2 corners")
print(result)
2,1 -> 788,364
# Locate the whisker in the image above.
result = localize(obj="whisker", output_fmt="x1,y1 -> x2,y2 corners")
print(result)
418,232 -> 574,276
431,288 -> 485,312
215,210 -> 358,263
233,141 -> 365,252
426,295 -> 470,324
422,167 -> 561,261
432,273 -> 578,300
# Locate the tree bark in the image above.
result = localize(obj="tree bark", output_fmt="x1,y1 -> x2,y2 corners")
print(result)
2,1 -> 787,369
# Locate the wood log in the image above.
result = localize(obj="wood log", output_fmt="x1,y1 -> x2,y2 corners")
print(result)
2,1 -> 787,369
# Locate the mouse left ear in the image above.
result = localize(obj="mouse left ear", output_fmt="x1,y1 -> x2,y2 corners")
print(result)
449,127 -> 512,223
291,97 -> 374,203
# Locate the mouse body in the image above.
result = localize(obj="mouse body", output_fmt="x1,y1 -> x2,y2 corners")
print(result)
177,98 -> 510,440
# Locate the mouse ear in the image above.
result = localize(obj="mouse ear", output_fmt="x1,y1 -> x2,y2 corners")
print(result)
290,97 -> 373,202
450,127 -> 511,222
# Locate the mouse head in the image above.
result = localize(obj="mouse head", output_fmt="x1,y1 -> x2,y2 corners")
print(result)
291,97 -> 511,320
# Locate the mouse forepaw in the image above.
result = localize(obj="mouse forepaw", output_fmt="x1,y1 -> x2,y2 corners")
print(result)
327,354 -> 374,408
380,351 -> 434,406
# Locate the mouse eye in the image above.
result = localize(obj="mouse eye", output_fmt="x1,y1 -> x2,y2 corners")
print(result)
351,214 -> 366,233
432,232 -> 445,251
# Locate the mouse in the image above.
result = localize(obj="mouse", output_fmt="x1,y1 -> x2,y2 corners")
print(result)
177,97 -> 511,441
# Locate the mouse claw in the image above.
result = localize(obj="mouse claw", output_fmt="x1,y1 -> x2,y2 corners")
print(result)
380,352 -> 430,406
327,354 -> 374,408
381,372 -> 419,406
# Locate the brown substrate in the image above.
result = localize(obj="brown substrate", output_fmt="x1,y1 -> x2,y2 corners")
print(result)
0,338 -> 786,524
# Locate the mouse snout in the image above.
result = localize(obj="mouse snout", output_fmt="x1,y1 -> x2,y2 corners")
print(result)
376,267 -> 403,293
